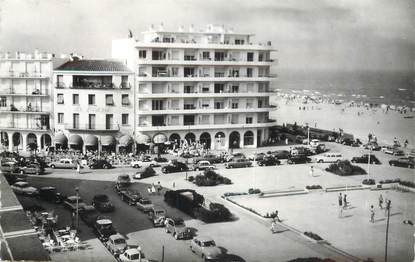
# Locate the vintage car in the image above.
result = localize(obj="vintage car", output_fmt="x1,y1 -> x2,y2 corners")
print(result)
18,164 -> 44,175
94,217 -> 117,241
49,158 -> 78,169
351,154 -> 381,164
161,161 -> 188,174
39,186 -> 64,203
287,155 -> 311,164
89,159 -> 112,169
106,233 -> 128,255
164,217 -> 192,240
117,174 -> 131,186
120,190 -> 142,205
315,153 -> 343,163
118,247 -> 150,262
190,236 -> 222,261
148,207 -> 167,227
136,198 -> 154,213
389,158 -> 415,169
10,181 -> 38,196
257,156 -> 281,166
63,195 -> 87,212
80,205 -> 100,227
225,158 -> 252,169
192,161 -> 215,171
92,194 -> 115,212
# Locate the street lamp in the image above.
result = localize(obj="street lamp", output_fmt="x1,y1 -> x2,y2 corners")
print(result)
305,123 -> 310,145
385,200 -> 391,262
75,187 -> 79,232
367,146 -> 372,179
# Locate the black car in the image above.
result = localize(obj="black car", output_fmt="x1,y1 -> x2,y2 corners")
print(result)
80,205 -> 100,227
340,138 -> 354,146
38,186 -> 65,204
257,157 -> 281,166
89,160 -> 112,169
287,155 -> 311,164
92,194 -> 115,212
161,161 -> 188,174
153,157 -> 168,163
94,216 -> 117,241
389,158 -> 415,169
271,150 -> 290,159
351,154 -> 381,164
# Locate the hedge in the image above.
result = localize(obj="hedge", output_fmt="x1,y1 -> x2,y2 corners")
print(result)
362,179 -> 376,185
305,185 -> 322,190
325,160 -> 367,176
193,170 -> 232,187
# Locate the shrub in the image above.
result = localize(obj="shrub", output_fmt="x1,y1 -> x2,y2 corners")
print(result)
187,176 -> 195,182
142,166 -> 156,177
192,170 -> 231,187
379,178 -> 400,184
304,231 -> 323,241
194,203 -> 232,223
362,179 -> 376,185
221,177 -> 232,185
223,192 -> 247,197
325,160 -> 367,176
399,180 -> 415,188
305,185 -> 322,190
248,188 -> 261,194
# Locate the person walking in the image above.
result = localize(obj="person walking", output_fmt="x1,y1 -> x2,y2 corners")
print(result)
338,193 -> 343,217
76,162 -> 81,174
370,205 -> 375,223
270,219 -> 278,234
151,183 -> 156,195
378,194 -> 384,209
343,194 -> 348,209
309,166 -> 314,177
274,210 -> 282,222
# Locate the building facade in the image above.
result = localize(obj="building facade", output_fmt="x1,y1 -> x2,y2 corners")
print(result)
113,24 -> 276,150
53,59 -> 135,153
0,51 -> 54,152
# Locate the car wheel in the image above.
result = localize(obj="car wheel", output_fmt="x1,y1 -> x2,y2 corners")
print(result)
174,233 -> 179,240
190,246 -> 195,253
165,228 -> 169,233
50,165 -> 55,169
391,163 -> 395,166
195,167 -> 199,171
20,170 -> 24,175
318,160 -> 323,163
133,164 -> 139,168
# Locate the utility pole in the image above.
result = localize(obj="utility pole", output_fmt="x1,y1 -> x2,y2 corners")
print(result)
385,200 -> 391,262
75,187 -> 79,232
367,147 -> 372,179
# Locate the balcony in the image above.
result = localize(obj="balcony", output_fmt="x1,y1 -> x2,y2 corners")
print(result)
135,41 -> 274,51
1,105 -> 50,115
0,72 -> 49,79
0,124 -> 50,132
138,59 -> 274,66
1,89 -> 49,97
56,82 -> 131,90
136,106 -> 273,115
137,75 -> 273,82
64,123 -> 120,132
137,91 -> 272,99
137,121 -> 277,132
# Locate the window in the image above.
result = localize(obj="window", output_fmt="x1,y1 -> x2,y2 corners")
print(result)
122,114 -> 129,125
235,39 -> 245,45
202,86 -> 210,93
88,114 -> 96,129
106,94 -> 114,105
73,113 -> 79,129
57,75 -> 64,88
231,85 -> 239,93
0,96 -> 7,107
139,50 -> 147,59
202,51 -> 210,60
56,94 -> 64,104
106,114 -> 113,129
152,100 -> 164,110
121,94 -> 129,105
57,113 -> 64,124
246,117 -> 253,124
247,68 -> 253,77
247,52 -> 254,62
88,94 -> 95,105
72,94 -> 79,105
121,76 -> 129,88
231,101 -> 239,109
201,100 -> 210,109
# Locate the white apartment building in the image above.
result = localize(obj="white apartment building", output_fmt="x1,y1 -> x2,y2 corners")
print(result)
53,58 -> 135,153
0,51 -> 54,152
113,24 -> 276,150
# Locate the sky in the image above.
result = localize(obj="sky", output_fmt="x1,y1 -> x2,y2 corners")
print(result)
0,0 -> 414,72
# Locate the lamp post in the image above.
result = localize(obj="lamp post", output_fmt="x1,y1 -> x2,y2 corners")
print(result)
367,146 -> 372,179
385,200 -> 391,262
75,187 -> 79,232
305,123 -> 310,145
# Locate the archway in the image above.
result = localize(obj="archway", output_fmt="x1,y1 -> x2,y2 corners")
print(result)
69,134 -> 83,151
243,131 -> 254,146
169,133 -> 181,144
200,132 -> 211,149
12,133 -> 23,151
27,133 -> 38,151
214,132 -> 226,149
1,131 -> 9,148
185,133 -> 196,144
229,131 -> 240,149
40,134 -> 52,150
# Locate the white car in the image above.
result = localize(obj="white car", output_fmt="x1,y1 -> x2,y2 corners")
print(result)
190,236 -> 222,261
11,181 -> 39,196
315,153 -> 343,163
309,139 -> 320,147
131,160 -> 157,168
119,247 -> 149,262
192,161 -> 215,171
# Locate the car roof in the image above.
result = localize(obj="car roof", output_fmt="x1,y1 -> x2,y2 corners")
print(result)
124,248 -> 141,256
14,181 -> 28,186
196,236 -> 214,242
40,186 -> 56,190
109,233 -> 125,240
67,195 -> 81,200
96,218 -> 113,225
60,158 -> 72,161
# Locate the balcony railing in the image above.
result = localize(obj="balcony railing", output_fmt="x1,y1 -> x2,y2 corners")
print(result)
0,72 -> 49,78
0,124 -> 50,131
2,89 -> 48,96
56,82 -> 131,89
64,123 -> 120,131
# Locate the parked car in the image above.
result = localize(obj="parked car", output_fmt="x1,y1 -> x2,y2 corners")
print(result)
136,198 -> 154,213
120,190 -> 142,205
130,159 -> 158,168
351,154 -> 381,164
389,158 -> 415,168
10,181 -> 39,196
114,183 -> 128,195
63,195 -> 87,211
257,156 -> 281,166
190,236 -> 222,261
362,142 -> 381,151
133,166 -> 156,180
94,217 -> 117,241
384,148 -> 405,156
192,161 -> 215,171
225,158 -> 252,169
225,153 -> 246,162
92,194 -> 115,212
148,207 -> 167,227
106,233 -> 128,255
39,186 -> 64,203
165,217 -> 192,240
291,146 -> 313,156
270,150 -> 290,159
340,138 -> 354,146
18,164 -> 44,175
161,161 -> 188,174
117,174 -> 131,186
287,155 -> 311,164
248,152 -> 267,161
309,139 -> 320,147
408,149 -> 415,158
80,205 -> 100,227
315,153 -> 343,163
193,154 -> 224,164
118,247 -> 150,262
0,163 -> 19,174
49,158 -> 78,169
89,159 -> 112,169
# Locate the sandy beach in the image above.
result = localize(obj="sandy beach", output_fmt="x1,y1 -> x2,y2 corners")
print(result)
270,95 -> 415,148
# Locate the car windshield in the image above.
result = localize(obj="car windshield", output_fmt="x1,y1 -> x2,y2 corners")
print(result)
202,240 -> 215,247
155,210 -> 165,216
19,183 -> 29,188
130,252 -> 145,259
96,195 -> 109,201
141,199 -> 152,205
114,238 -> 126,244
175,220 -> 184,226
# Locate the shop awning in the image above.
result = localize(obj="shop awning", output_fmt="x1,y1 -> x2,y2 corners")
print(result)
68,135 -> 83,146
101,135 -> 115,146
153,133 -> 167,144
119,135 -> 133,147
136,134 -> 150,144
54,133 -> 68,145
85,135 -> 98,146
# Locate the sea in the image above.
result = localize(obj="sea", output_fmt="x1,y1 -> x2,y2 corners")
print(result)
272,70 -> 415,108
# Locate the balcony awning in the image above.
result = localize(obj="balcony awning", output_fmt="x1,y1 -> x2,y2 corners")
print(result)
101,135 -> 115,146
119,135 -> 133,147
136,134 -> 150,144
55,133 -> 68,145
69,135 -> 83,145
153,133 -> 167,144
85,135 -> 98,146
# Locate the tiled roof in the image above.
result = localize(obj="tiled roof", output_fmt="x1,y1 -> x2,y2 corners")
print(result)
55,59 -> 131,72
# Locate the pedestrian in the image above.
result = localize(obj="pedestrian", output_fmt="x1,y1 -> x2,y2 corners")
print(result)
378,194 -> 384,209
285,138 -> 289,145
274,210 -> 282,222
147,186 -> 152,195
309,166 -> 314,177
270,219 -> 278,234
173,182 -> 175,188
151,183 -> 156,195
384,198 -> 389,216
338,193 -> 343,217
404,139 -> 408,148
157,182 -> 162,195
343,194 -> 348,209
370,205 -> 375,223
76,162 -> 81,174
